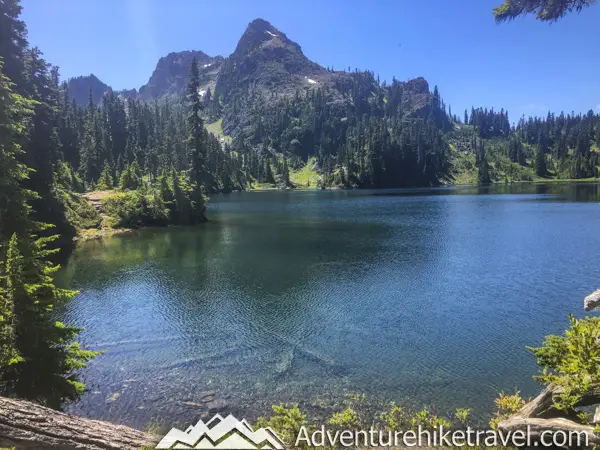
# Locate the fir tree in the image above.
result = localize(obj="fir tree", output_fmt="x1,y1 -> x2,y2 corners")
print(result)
97,161 -> 114,190
477,141 -> 491,184
535,145 -> 547,177
0,61 -> 97,406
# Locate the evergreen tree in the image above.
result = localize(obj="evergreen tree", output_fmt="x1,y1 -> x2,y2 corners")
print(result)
186,58 -> 204,181
185,58 -> 207,219
97,161 -> 114,190
477,141 -> 491,184
0,0 -> 27,88
0,62 -> 97,406
494,0 -> 595,22
282,158 -> 290,186
535,145 -> 547,177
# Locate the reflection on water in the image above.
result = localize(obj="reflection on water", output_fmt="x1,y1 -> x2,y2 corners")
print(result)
56,184 -> 600,428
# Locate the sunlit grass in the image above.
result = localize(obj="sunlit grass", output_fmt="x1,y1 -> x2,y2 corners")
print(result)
205,119 -> 232,144
290,157 -> 320,188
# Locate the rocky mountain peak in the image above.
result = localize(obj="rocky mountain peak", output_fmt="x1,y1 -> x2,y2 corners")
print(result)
232,18 -> 303,60
138,50 -> 222,100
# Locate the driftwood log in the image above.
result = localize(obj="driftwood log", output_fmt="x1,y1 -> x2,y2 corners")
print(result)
0,396 -> 158,450
498,386 -> 600,447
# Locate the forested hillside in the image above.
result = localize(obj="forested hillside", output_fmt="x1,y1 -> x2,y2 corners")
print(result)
66,18 -> 600,191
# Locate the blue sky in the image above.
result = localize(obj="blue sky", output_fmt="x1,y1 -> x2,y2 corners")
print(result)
21,0 -> 600,121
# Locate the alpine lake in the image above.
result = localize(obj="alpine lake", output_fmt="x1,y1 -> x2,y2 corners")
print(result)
56,183 -> 600,428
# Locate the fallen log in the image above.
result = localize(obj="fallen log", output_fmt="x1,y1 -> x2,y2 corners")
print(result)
499,416 -> 600,447
0,396 -> 158,450
512,386 -> 555,419
497,384 -> 600,447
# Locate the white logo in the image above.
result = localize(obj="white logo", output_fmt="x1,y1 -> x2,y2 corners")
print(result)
155,413 -> 286,449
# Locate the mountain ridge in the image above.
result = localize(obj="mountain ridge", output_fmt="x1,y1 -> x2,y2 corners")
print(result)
66,18 -> 436,144
66,18 -> 429,109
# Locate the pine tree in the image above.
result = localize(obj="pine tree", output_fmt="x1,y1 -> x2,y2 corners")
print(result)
185,59 -> 207,219
118,164 -> 139,191
494,0 -> 595,22
282,158 -> 290,187
477,141 -> 491,184
80,89 -> 99,184
0,0 -> 28,89
97,161 -> 114,190
0,62 -> 32,245
264,159 -> 275,184
186,58 -> 204,181
1,232 -> 98,407
0,62 -> 97,406
535,145 -> 547,177
0,235 -> 22,373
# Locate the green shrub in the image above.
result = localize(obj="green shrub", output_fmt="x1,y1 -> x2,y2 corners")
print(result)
530,315 -> 600,411
256,404 -> 308,447
101,191 -> 169,228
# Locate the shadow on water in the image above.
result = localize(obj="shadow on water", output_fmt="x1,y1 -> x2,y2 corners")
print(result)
369,182 -> 600,202
55,185 -> 600,428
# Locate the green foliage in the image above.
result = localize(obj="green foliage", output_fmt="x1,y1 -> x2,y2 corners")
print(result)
97,161 -> 114,190
205,118 -> 232,144
328,393 -> 371,430
53,162 -> 100,230
233,77 -> 453,189
494,0 -> 596,22
450,110 -> 600,184
0,234 -> 99,407
455,407 -> 471,425
256,404 -> 308,447
490,392 -> 526,430
534,145 -> 547,177
530,314 -> 600,411
0,59 -> 94,407
478,156 -> 491,184
379,403 -> 412,431
258,397 -> 472,449
101,191 -> 168,228
0,235 -> 23,371
329,407 -> 361,429
101,169 -> 206,228
119,163 -> 141,191
290,157 -> 320,188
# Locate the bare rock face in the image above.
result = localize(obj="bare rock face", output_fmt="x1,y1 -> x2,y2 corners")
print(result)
138,50 -> 224,101
584,289 -> 600,311
0,396 -> 158,450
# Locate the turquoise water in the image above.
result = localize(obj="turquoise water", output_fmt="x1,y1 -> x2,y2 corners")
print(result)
57,184 -> 600,428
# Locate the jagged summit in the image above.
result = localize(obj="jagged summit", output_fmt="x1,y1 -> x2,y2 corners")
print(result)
138,50 -> 223,100
232,18 -> 303,60
215,18 -> 327,106
66,18 -> 434,140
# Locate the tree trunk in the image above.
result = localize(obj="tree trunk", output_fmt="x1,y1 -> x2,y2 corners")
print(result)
0,396 -> 158,450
